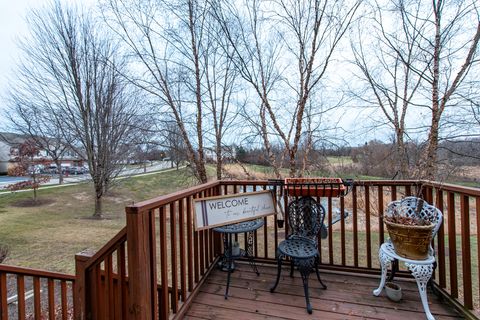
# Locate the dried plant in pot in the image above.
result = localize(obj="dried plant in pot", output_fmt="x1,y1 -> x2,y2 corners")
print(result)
384,198 -> 436,260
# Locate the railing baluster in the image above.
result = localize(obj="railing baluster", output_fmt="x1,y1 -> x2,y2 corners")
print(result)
17,275 -> 25,320
106,254 -> 114,319
460,195 -> 472,309
187,195 -> 195,290
118,243 -> 127,320
170,203 -> 179,313
328,197 -> 333,265
179,199 -> 187,302
448,192 -> 458,298
60,281 -> 67,320
95,263 -> 102,319
340,196 -> 346,266
477,196 -> 480,306
193,195 -> 200,284
48,278 -> 55,320
243,185 -> 249,252
205,189 -> 212,265
352,185 -> 358,267
391,185 -> 397,201
199,230 -> 205,276
436,189 -> 446,288
274,186 -> 279,259
0,272 -> 7,320
263,184 -> 268,259
378,186 -> 384,246
365,185 -> 372,269
159,206 -> 169,319
405,185 -> 411,196
33,276 -> 41,320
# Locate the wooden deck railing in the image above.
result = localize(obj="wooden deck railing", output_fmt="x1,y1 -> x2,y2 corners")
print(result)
0,264 -> 75,319
74,227 -> 128,319
2,179 -> 478,320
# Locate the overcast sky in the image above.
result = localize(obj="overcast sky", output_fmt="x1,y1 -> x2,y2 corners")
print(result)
0,0 -> 94,120
0,0 -> 38,110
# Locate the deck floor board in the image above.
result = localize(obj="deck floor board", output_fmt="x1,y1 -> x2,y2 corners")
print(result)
184,262 -> 463,320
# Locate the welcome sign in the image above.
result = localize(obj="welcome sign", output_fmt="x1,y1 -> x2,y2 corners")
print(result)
193,190 -> 276,230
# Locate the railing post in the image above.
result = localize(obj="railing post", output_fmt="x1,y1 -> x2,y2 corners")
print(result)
126,207 -> 155,320
74,249 -> 94,320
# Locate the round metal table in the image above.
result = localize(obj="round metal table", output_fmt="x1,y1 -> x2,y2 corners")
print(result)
213,218 -> 264,298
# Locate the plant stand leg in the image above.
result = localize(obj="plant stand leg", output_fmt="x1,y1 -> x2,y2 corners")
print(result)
406,263 -> 435,320
373,247 -> 393,296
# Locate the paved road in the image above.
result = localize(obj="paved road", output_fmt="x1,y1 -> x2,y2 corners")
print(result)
0,161 -> 174,190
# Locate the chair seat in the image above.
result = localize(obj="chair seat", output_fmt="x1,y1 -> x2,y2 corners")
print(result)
278,237 -> 318,259
380,242 -> 435,265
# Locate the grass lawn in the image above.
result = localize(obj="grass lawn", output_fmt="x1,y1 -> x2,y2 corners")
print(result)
0,167 -> 194,274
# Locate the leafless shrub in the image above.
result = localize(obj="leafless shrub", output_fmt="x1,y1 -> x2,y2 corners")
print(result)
0,246 -> 9,264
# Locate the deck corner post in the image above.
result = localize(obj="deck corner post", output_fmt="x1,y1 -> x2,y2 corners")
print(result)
74,249 -> 94,320
126,207 -> 155,320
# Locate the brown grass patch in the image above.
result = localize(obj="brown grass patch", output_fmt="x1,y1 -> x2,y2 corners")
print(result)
11,198 -> 55,207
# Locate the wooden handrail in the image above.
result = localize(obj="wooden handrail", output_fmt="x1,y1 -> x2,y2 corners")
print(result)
126,180 -> 220,214
0,264 -> 75,281
83,227 -> 127,270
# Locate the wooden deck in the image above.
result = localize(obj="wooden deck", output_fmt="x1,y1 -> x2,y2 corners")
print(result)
184,262 -> 462,320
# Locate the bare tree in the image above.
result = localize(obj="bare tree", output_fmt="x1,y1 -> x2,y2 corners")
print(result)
419,0 -> 480,179
103,0 -> 239,183
13,1 -> 144,218
5,96 -> 71,184
162,121 -> 188,170
349,0 -> 479,179
350,0 -> 429,178
213,0 -> 361,177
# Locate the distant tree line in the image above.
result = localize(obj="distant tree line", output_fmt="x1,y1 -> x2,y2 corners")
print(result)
235,137 -> 480,181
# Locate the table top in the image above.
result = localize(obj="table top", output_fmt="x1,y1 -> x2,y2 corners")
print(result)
213,218 -> 264,234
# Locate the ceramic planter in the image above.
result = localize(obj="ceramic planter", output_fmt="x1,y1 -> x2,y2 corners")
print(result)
385,282 -> 402,302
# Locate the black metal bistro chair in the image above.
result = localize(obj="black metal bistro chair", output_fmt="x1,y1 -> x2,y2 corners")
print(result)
270,196 -> 327,314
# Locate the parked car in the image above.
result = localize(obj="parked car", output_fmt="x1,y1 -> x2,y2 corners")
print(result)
66,166 -> 85,175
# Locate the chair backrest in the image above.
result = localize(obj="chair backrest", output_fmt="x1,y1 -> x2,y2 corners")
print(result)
386,197 -> 443,237
287,196 -> 326,240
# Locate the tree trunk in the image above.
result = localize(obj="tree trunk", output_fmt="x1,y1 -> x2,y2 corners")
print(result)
93,196 -> 103,219
395,130 -> 409,179
55,159 -> 63,184
421,5 -> 442,180
33,184 -> 37,203
216,153 -> 222,181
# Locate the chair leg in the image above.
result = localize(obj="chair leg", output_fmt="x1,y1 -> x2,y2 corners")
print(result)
406,263 -> 435,320
290,259 -> 294,278
270,252 -> 283,293
373,247 -> 393,296
299,260 -> 313,314
314,257 -> 327,290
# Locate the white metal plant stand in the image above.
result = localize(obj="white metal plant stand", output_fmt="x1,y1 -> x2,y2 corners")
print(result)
374,197 -> 443,320
373,242 -> 436,320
